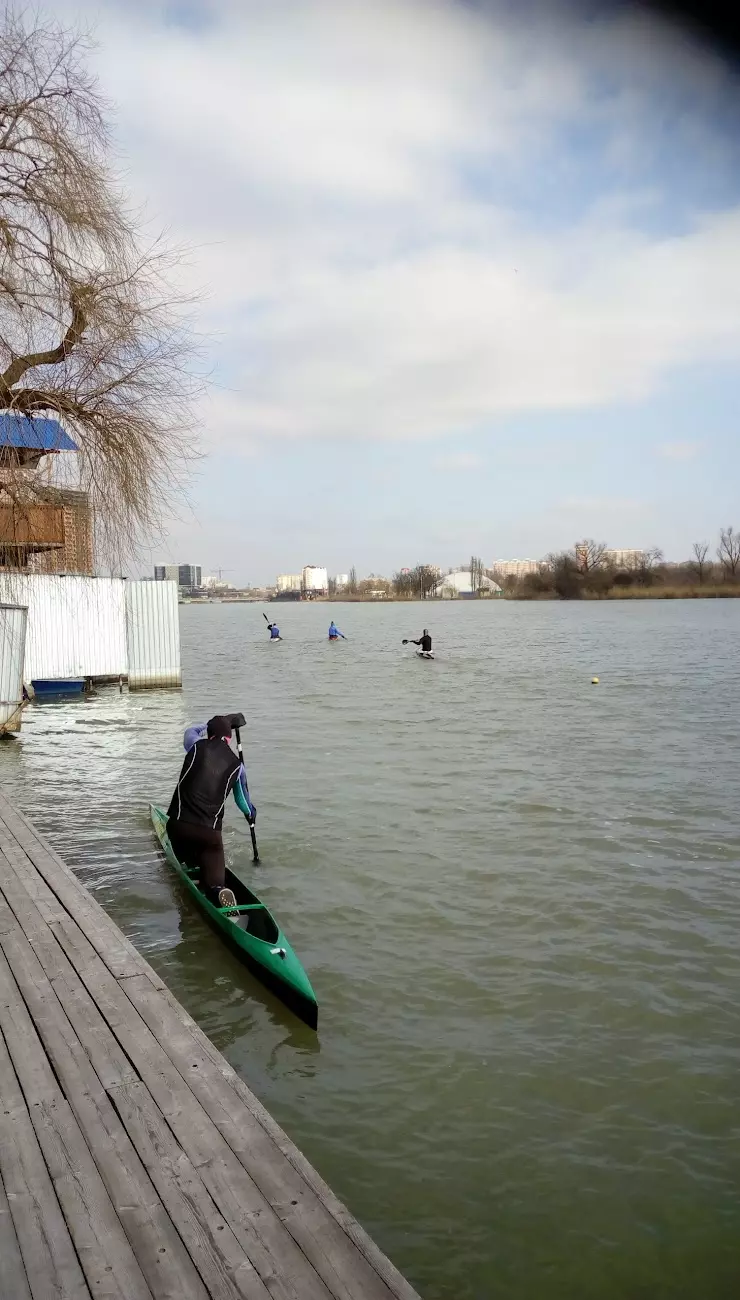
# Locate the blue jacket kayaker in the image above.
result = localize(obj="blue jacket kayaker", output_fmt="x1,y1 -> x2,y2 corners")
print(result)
328,621 -> 345,640
267,622 -> 282,640
168,715 -> 254,907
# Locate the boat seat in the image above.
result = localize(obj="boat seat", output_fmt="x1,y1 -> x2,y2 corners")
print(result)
217,902 -> 265,914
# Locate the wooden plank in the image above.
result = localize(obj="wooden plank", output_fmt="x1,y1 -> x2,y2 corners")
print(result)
0,859 -> 139,1090
0,1028 -> 90,1300
51,966 -> 141,1090
0,794 -> 422,1300
0,820 -> 69,926
163,1003 -> 418,1300
0,797 -> 165,988
0,949 -> 154,1300
0,926 -> 210,1300
48,928 -> 333,1300
109,1080 -> 273,1300
104,963 -> 420,1300
0,859 -> 69,981
226,1081 -> 419,1300
0,1168 -> 33,1300
0,865 -> 275,1300
123,976 -> 410,1300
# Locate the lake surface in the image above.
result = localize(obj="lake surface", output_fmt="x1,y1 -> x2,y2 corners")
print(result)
2,599 -> 740,1300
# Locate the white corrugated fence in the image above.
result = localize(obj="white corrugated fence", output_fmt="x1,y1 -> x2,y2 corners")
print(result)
0,604 -> 28,732
0,576 -> 180,689
126,579 -> 182,689
0,575 -> 127,680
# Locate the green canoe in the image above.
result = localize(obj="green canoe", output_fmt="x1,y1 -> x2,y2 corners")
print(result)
150,805 -> 318,1029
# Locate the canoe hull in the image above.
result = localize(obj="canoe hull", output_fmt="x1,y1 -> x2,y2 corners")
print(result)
150,805 -> 318,1029
31,678 -> 85,696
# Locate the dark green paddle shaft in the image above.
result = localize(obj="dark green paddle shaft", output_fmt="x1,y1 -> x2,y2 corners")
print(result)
234,725 -> 260,863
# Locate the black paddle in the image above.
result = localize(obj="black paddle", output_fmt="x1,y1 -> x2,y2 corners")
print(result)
233,724 -> 260,863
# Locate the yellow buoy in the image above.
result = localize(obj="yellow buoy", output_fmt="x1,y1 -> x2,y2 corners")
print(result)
591,677 -> 599,684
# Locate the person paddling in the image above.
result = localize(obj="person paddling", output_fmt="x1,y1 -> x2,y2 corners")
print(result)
266,621 -> 282,641
183,721 -> 255,821
167,715 -> 255,909
406,628 -> 432,654
328,620 -> 346,640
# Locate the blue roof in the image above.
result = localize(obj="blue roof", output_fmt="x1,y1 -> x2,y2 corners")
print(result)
0,413 -> 78,452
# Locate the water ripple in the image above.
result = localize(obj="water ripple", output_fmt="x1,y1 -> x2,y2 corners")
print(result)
1,599 -> 740,1300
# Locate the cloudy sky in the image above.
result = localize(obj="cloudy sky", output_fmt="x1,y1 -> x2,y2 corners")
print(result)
62,0 -> 740,583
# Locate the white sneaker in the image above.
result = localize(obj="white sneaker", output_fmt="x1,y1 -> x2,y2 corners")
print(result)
218,888 -> 237,911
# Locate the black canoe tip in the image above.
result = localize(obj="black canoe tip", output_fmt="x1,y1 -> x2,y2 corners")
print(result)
288,991 -> 319,1032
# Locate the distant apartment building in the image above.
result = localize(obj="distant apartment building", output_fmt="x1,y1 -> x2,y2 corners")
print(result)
276,573 -> 302,592
605,549 -> 645,569
302,565 -> 328,595
178,564 -> 202,590
490,559 -> 541,578
334,573 -> 349,590
202,574 -> 235,591
154,563 -> 201,590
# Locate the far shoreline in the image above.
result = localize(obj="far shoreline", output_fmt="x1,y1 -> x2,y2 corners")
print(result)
182,586 -> 740,605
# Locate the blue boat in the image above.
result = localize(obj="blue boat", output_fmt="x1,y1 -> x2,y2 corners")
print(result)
31,678 -> 85,697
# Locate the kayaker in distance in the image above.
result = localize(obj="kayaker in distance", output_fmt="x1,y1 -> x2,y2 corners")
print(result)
267,621 -> 282,640
328,620 -> 346,640
167,714 -> 255,908
410,629 -> 432,653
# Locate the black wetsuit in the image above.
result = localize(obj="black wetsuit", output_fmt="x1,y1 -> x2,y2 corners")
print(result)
412,634 -> 433,653
167,737 -> 242,897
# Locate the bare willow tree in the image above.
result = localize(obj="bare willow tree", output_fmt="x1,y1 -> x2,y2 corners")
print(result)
634,546 -> 664,586
717,526 -> 740,579
0,11 -> 198,565
689,541 -> 711,584
574,539 -> 608,573
469,554 -> 484,593
418,565 -> 441,599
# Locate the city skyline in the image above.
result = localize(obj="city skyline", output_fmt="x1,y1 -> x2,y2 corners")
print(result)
154,544 -> 722,591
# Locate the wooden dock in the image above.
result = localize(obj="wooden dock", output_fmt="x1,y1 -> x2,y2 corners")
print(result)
0,790 -> 421,1300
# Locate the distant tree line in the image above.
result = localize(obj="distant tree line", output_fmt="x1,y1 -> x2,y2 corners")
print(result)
503,527 -> 740,600
391,565 -> 442,599
338,527 -> 740,602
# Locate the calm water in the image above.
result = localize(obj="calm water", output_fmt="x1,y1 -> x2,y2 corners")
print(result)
2,600 -> 740,1300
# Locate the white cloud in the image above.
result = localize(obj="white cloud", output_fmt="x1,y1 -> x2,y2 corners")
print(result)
432,451 -> 483,470
538,494 -> 654,554
61,0 -> 740,453
657,440 -> 701,460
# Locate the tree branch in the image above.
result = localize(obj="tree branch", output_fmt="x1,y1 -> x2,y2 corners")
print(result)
0,286 -> 86,393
